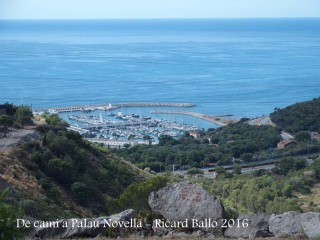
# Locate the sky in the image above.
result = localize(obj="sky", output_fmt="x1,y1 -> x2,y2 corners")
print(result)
0,0 -> 320,20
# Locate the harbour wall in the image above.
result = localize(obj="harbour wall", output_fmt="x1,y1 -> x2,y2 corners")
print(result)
34,102 -> 195,114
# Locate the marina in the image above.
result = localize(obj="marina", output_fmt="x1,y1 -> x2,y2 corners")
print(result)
34,102 -> 236,146
65,110 -> 201,146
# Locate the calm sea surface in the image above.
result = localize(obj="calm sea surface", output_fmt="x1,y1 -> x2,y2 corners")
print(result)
0,19 -> 320,128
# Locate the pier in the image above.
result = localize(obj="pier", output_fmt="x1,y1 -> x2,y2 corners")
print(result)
150,110 -> 238,126
34,102 -> 195,114
84,138 -> 154,148
67,126 -> 89,135
82,121 -> 155,130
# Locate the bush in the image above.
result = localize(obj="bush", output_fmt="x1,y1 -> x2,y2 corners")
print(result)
274,157 -> 307,175
224,206 -> 239,220
71,182 -> 90,205
295,131 -> 311,142
107,176 -> 169,214
0,188 -> 25,239
187,167 -> 204,175
14,106 -> 33,127
240,153 -> 253,162
19,199 -> 37,216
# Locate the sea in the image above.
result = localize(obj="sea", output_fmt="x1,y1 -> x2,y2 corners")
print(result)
0,19 -> 320,129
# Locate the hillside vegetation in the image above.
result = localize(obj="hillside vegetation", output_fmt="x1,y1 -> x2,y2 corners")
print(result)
0,103 -> 33,138
270,97 -> 320,134
208,156 -> 320,214
0,113 -> 148,220
113,121 -> 282,171
1,98 -> 320,239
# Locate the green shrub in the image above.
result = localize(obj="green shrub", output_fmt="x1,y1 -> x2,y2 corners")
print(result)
0,188 -> 25,239
107,176 -> 169,214
71,182 -> 90,205
19,199 -> 37,216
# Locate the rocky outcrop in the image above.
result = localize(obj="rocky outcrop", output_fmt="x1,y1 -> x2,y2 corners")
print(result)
148,182 -> 225,233
300,212 -> 320,238
269,211 -> 320,238
148,182 -> 320,239
224,213 -> 272,238
269,211 -> 305,238
34,209 -> 136,239
152,219 -> 169,237
32,185 -> 320,240
34,218 -> 107,239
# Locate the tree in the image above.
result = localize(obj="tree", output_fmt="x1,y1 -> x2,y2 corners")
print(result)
202,138 -> 209,144
71,182 -> 90,205
158,135 -> 176,146
0,188 -> 25,239
107,176 -> 169,214
19,199 -> 37,216
48,158 -> 75,184
0,115 -> 14,138
187,167 -> 204,175
232,164 -> 242,175
215,166 -> 227,177
293,158 -> 307,171
14,106 -> 33,127
0,103 -> 17,116
295,131 -> 311,142
240,153 -> 253,162
270,97 -> 320,133
45,114 -> 68,128
275,157 -> 307,175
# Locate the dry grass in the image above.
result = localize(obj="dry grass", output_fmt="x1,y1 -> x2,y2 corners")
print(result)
0,149 -> 44,197
297,182 -> 320,211
0,147 -> 91,218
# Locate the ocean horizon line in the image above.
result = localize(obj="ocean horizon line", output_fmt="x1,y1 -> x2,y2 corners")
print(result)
1,17 -> 320,21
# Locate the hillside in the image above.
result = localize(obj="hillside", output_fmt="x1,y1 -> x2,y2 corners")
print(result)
270,97 -> 320,134
113,121 -> 282,170
0,114 -> 149,219
208,156 -> 320,214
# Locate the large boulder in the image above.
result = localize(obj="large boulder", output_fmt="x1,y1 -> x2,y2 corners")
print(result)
34,209 -> 136,239
269,211 -> 320,238
110,209 -> 136,222
148,182 -> 225,233
300,212 -> 320,238
224,213 -> 273,238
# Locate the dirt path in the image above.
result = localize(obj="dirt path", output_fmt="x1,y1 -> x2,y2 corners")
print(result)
0,129 -> 36,151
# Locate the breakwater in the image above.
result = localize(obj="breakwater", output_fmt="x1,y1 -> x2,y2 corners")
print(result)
34,102 -> 195,114
150,110 -> 238,126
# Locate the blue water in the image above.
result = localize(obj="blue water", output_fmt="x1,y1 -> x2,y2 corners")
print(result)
1,19 -> 320,128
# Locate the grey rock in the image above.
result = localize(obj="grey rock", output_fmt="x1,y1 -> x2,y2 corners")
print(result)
35,218 -> 106,239
148,182 -> 225,233
34,209 -> 136,239
110,209 -> 136,222
191,229 -> 206,238
269,212 -> 305,238
168,231 -> 190,238
224,213 -> 272,238
152,219 -> 169,236
269,211 -> 317,238
300,212 -> 320,238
